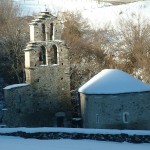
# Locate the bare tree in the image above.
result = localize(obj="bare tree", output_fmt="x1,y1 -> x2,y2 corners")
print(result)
112,13 -> 150,82
61,12 -> 107,89
0,0 -> 31,84
61,12 -> 111,123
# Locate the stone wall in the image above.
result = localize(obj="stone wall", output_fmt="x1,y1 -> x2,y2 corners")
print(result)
3,82 -> 71,127
0,131 -> 149,143
80,92 -> 150,130
24,41 -> 71,126
3,84 -> 33,127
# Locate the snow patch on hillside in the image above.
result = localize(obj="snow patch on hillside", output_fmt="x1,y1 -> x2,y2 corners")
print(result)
15,0 -> 150,29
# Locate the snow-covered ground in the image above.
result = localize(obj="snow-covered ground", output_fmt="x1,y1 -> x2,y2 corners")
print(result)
0,136 -> 150,150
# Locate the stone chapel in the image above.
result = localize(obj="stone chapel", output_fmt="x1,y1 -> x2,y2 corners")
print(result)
3,12 -> 71,127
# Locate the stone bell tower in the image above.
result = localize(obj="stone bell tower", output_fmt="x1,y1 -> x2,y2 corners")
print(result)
24,12 -> 71,127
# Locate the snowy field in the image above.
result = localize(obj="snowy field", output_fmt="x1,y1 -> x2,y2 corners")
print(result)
0,136 -> 150,150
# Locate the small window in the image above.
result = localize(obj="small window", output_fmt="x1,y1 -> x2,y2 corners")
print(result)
96,114 -> 100,124
123,112 -> 129,124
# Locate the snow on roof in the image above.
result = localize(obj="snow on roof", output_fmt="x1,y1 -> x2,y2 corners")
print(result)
78,69 -> 150,94
3,83 -> 29,90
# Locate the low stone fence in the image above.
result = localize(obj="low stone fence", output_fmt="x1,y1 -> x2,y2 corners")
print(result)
0,131 -> 150,143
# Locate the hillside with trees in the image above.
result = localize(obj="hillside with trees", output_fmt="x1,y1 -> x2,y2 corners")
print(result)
61,12 -> 150,90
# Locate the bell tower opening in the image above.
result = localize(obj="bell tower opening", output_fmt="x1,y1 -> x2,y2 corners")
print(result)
42,24 -> 46,41
37,45 -> 46,66
50,45 -> 57,64
53,45 -> 57,64
50,23 -> 54,40
40,45 -> 46,64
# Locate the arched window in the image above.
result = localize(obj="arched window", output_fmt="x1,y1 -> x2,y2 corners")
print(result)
38,46 -> 46,65
42,24 -> 46,41
50,45 -> 57,64
123,112 -> 129,124
53,45 -> 57,64
50,23 -> 54,40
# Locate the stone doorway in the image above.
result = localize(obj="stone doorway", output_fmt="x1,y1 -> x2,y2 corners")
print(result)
55,112 -> 65,127
57,116 -> 64,127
